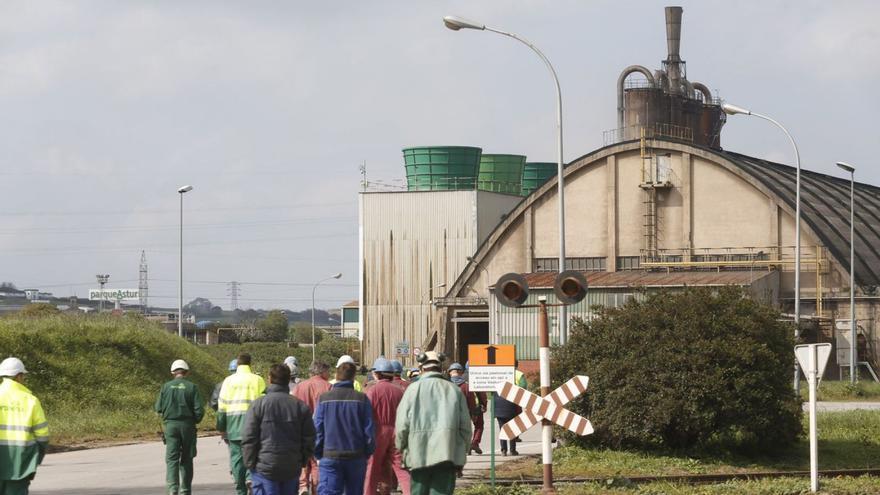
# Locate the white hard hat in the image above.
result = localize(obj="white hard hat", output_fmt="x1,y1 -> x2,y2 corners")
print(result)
335,355 -> 355,368
170,359 -> 189,372
283,356 -> 298,369
0,357 -> 27,377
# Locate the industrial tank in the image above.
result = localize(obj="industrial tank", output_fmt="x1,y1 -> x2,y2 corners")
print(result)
403,146 -> 482,191
477,154 -> 526,195
521,162 -> 557,196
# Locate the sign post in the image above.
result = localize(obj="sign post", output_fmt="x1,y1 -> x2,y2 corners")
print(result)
469,343 -> 516,491
795,343 -> 831,493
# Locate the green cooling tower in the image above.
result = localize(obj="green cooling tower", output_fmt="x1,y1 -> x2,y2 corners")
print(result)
477,154 -> 526,195
403,146 -> 482,191
521,162 -> 557,196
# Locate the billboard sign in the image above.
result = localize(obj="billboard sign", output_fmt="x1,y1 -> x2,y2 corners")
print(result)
89,289 -> 140,302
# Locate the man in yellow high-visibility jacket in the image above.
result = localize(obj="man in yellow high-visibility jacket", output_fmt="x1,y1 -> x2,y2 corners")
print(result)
0,357 -> 49,495
217,353 -> 266,495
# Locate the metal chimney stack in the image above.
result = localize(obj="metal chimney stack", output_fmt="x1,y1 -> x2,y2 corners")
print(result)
664,6 -> 684,94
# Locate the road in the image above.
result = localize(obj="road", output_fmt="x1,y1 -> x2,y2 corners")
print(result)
30,410 -> 541,495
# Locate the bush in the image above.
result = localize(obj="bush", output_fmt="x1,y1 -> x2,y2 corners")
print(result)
553,286 -> 802,453
18,303 -> 61,317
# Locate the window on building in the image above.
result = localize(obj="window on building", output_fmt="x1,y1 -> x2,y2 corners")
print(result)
616,256 -> 641,271
533,257 -> 607,272
342,307 -> 359,323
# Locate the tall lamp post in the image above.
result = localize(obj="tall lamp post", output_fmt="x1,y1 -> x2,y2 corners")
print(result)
177,185 -> 193,338
96,274 -> 109,312
721,103 -> 802,392
312,273 -> 342,362
836,161 -> 857,383
445,16 -> 569,345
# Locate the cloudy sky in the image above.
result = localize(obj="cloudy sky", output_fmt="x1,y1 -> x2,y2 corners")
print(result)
1,1 -> 877,311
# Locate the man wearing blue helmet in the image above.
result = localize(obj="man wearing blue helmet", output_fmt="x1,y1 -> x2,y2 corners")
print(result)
210,358 -> 238,412
390,360 -> 409,390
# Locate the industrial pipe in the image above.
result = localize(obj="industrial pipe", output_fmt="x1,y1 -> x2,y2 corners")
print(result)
617,65 -> 656,131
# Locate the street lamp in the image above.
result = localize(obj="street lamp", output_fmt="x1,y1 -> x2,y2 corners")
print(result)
95,274 -> 109,312
446,16 -> 569,344
312,273 -> 342,362
722,102 -> 802,391
836,161 -> 857,383
178,185 -> 193,338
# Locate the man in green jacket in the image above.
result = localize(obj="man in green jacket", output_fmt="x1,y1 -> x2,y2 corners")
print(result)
395,351 -> 471,495
155,359 -> 205,495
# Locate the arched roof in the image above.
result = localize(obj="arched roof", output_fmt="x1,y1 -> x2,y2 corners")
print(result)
452,139 -> 880,296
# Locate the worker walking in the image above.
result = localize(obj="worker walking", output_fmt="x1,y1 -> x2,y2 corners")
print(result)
396,352 -> 471,495
390,360 -> 409,390
154,360 -> 205,495
292,361 -> 333,495
314,361 -> 375,495
364,357 -> 409,495
0,357 -> 48,495
329,355 -> 363,392
447,363 -> 486,455
242,364 -> 316,495
283,356 -> 302,394
218,353 -> 267,495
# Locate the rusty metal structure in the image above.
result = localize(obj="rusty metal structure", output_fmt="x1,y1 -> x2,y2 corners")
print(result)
616,6 -> 726,148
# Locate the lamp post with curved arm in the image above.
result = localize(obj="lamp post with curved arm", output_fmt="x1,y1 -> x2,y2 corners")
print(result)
445,16 -> 569,345
836,161 -> 857,384
177,185 -> 193,338
722,103 -> 802,391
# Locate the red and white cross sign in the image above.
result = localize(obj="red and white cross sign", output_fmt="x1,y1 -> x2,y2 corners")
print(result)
496,375 -> 593,441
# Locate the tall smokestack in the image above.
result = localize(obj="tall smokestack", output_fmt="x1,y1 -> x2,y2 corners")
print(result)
664,6 -> 684,94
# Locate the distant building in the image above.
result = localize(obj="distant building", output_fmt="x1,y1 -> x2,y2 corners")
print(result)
341,300 -> 359,338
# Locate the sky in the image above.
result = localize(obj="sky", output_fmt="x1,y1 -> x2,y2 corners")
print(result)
0,1 -> 877,311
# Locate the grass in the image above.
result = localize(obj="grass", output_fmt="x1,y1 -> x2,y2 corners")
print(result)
496,410 -> 880,479
460,476 -> 880,494
0,314 -> 227,448
801,380 -> 880,402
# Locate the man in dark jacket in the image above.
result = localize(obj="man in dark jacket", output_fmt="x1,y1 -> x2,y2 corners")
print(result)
155,359 -> 205,495
313,361 -> 375,495
242,364 -> 316,495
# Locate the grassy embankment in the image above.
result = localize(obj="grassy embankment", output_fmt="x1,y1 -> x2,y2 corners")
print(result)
461,410 -> 880,493
0,314 -> 353,449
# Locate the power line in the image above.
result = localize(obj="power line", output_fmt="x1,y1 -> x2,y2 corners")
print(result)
0,200 -> 356,217
0,216 -> 355,235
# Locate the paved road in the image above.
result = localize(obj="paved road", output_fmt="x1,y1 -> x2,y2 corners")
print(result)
30,411 -> 540,494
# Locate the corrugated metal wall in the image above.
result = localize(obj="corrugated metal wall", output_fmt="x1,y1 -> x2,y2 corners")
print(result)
490,288 -> 646,360
360,191 -> 520,366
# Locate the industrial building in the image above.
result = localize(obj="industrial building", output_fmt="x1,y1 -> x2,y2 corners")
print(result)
358,7 -> 879,379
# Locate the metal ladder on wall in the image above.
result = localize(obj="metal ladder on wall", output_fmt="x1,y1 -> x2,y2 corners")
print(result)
640,128 -> 659,260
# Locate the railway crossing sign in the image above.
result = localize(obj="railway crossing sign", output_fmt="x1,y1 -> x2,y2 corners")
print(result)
468,344 -> 515,393
496,375 -> 593,440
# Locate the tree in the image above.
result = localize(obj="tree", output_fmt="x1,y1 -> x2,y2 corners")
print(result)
289,321 -> 322,345
184,298 -> 216,318
237,310 -> 289,342
554,286 -> 802,453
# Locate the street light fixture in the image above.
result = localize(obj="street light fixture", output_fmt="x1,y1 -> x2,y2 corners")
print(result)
836,161 -> 857,384
722,102 -> 802,391
446,16 -> 569,345
178,185 -> 193,338
96,274 -> 109,312
312,273 -> 342,362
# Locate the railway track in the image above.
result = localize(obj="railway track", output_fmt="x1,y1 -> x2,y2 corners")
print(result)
464,467 -> 880,486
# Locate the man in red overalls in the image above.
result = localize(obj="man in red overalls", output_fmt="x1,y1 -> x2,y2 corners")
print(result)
364,357 -> 410,495
449,362 -> 487,455
292,360 -> 332,495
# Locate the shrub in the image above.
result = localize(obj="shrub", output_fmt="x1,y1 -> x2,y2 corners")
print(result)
18,303 -> 61,317
553,286 -> 802,453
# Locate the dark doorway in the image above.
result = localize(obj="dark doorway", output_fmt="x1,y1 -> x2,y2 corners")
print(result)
457,321 -> 489,364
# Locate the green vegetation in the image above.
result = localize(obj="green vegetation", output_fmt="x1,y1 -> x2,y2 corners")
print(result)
802,380 -> 880,402
0,314 -> 225,448
460,476 -> 880,494
495,411 -> 880,480
554,287 -> 801,453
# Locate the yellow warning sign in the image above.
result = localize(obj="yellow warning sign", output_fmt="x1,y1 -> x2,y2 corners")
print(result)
468,344 -> 516,367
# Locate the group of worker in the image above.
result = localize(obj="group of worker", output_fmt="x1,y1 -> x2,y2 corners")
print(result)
0,351 -> 526,495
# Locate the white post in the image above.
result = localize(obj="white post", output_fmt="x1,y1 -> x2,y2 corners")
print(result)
808,344 -> 819,493
849,170 -> 856,384
178,192 -> 184,338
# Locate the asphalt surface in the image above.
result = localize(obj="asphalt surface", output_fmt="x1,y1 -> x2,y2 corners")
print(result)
30,410 -> 541,495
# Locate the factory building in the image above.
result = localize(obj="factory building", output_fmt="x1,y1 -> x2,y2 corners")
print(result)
358,7 -> 880,379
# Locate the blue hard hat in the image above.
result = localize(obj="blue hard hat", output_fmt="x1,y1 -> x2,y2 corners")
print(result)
448,362 -> 464,372
228,358 -> 238,372
372,357 -> 394,373
391,360 -> 403,374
